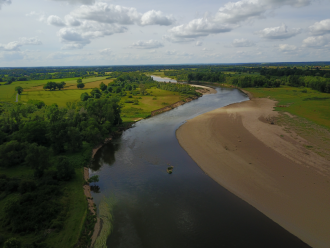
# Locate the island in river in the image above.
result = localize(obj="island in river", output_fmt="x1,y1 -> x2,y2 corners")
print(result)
176,91 -> 330,248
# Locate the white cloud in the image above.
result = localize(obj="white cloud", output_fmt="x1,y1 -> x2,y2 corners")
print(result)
0,37 -> 42,51
302,36 -> 329,48
58,22 -> 127,49
257,24 -> 301,39
166,18 -> 233,42
48,15 -> 66,27
278,44 -> 297,52
165,50 -> 177,55
99,48 -> 112,56
166,0 -> 310,42
195,41 -> 203,46
0,0 -> 11,10
51,0 -> 95,5
0,51 -> 24,61
309,19 -> 330,36
64,15 -> 81,26
131,40 -> 164,49
140,10 -> 175,26
232,38 -> 255,47
70,3 -> 174,26
47,52 -> 73,60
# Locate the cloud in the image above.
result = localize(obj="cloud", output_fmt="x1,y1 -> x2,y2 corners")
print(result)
131,40 -> 164,49
195,41 -> 203,46
166,0 -> 310,42
302,36 -> 329,48
140,10 -> 175,26
47,52 -> 73,60
257,24 -> 301,39
50,0 -> 95,5
0,37 -> 42,51
47,15 -> 66,27
278,44 -> 297,52
232,38 -> 255,47
57,19 -> 127,49
0,51 -> 24,61
99,48 -> 112,56
70,3 -> 174,26
309,19 -> 330,36
0,0 -> 11,9
165,50 -> 177,55
167,18 -> 233,42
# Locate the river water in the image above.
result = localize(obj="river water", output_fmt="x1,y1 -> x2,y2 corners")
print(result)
90,86 -> 309,247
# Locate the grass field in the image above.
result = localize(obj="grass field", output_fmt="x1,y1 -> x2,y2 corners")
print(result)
0,77 -> 108,103
246,86 -> 330,129
120,87 -> 183,121
20,89 -> 91,106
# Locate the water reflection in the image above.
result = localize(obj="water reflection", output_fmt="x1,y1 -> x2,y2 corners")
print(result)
90,141 -> 120,171
91,87 -> 310,248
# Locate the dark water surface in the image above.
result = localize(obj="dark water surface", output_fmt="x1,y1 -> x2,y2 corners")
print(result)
91,87 -> 309,248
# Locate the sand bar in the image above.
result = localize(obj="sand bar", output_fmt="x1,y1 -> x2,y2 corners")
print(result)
176,97 -> 330,248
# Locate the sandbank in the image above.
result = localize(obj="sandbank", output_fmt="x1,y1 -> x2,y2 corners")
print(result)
176,97 -> 330,248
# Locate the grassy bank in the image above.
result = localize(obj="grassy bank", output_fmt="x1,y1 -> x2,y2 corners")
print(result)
245,86 -> 330,129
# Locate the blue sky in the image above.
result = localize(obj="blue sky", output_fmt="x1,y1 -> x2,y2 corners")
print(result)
0,0 -> 329,66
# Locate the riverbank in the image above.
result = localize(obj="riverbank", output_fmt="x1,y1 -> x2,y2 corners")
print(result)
176,95 -> 330,247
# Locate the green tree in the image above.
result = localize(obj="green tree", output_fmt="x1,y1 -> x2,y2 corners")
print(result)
87,175 -> 99,184
80,92 -> 89,101
99,82 -> 107,91
15,86 -> 23,95
90,87 -> 101,97
25,143 -> 50,177
56,81 -> 66,90
56,156 -> 75,181
77,78 -> 83,84
67,127 -> 82,152
0,140 -> 27,168
77,82 -> 85,89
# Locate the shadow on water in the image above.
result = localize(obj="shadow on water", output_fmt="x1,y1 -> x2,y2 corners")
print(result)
90,87 -> 310,248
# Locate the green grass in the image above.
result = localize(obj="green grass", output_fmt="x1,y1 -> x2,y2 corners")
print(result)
245,86 -> 330,129
20,89 -> 91,106
0,77 -> 107,103
120,87 -> 182,121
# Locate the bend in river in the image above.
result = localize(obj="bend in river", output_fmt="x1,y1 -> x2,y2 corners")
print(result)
90,87 -> 310,248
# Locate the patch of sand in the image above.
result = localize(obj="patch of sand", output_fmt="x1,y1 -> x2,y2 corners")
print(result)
176,98 -> 330,248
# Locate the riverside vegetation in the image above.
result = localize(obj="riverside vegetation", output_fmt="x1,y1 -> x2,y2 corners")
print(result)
1,63 -> 329,247
0,70 -> 202,248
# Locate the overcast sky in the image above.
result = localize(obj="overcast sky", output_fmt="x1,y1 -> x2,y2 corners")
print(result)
0,0 -> 329,66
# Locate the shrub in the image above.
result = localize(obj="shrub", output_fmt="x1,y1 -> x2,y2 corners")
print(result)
56,156 -> 75,181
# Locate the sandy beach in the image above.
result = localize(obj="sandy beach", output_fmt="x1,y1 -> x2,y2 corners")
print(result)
176,96 -> 330,248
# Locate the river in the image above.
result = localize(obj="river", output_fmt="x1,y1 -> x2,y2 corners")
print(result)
90,85 -> 309,247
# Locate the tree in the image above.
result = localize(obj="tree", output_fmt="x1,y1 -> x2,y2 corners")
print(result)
139,84 -> 146,95
57,81 -> 66,90
90,87 -> 101,97
0,141 -> 27,168
15,86 -> 23,95
77,82 -> 85,89
25,143 -> 50,178
99,82 -> 107,91
80,92 -> 89,101
56,156 -> 75,181
77,78 -> 82,84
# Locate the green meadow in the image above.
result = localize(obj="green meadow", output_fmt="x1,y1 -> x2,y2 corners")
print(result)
246,86 -> 330,129
20,89 -> 91,107
0,77 -> 107,103
120,87 -> 184,122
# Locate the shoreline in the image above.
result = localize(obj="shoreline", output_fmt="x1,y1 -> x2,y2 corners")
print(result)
86,84 -> 216,246
176,96 -> 330,248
